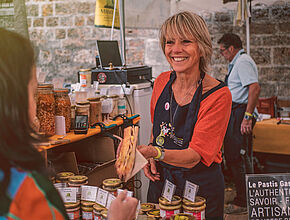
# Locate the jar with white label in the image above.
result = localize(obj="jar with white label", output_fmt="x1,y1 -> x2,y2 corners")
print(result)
118,95 -> 126,115
79,69 -> 92,89
93,204 -> 106,220
68,175 -> 88,202
182,196 -> 206,220
159,195 -> 182,219
81,201 -> 95,220
65,202 -> 80,220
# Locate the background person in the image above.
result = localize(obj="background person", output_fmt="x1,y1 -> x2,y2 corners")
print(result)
218,33 -> 260,213
138,11 -> 232,219
0,28 -> 137,220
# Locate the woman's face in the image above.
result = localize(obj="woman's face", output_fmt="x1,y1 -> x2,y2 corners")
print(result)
164,34 -> 200,74
28,66 -> 37,123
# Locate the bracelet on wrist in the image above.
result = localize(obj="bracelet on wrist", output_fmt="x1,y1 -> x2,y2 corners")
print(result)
153,146 -> 162,159
245,112 -> 253,117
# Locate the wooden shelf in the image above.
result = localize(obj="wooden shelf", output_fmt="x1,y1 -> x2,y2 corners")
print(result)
37,114 -> 140,151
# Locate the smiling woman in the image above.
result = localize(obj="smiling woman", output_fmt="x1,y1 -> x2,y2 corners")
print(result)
137,11 -> 232,220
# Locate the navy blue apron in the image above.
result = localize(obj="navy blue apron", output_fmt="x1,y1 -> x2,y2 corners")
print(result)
148,71 -> 225,219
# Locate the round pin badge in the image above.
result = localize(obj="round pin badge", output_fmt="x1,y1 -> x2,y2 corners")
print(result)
164,102 -> 170,111
156,135 -> 164,146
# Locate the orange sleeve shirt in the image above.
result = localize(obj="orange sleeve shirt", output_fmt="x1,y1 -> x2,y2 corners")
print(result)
151,71 -> 232,166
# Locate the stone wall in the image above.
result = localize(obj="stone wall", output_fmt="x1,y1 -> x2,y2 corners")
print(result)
0,0 -> 289,98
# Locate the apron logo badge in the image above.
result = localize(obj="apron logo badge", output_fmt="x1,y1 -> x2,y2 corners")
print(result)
164,102 -> 170,111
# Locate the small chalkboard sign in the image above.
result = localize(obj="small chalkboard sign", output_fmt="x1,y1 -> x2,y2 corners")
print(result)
246,173 -> 290,219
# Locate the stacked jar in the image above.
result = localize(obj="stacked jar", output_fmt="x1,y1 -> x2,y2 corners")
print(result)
54,88 -> 71,133
81,200 -> 95,220
68,175 -> 88,203
56,172 -> 75,185
108,95 -> 119,118
102,178 -> 122,197
87,97 -> 102,126
140,203 -> 155,215
182,196 -> 206,220
36,83 -> 55,136
76,101 -> 90,123
93,204 -> 106,220
159,195 -> 182,219
65,201 -> 80,220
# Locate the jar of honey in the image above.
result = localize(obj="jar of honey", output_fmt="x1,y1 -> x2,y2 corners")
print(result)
93,204 -> 106,220
102,178 -> 122,196
54,88 -> 71,133
36,83 -> 55,136
87,97 -> 102,126
68,175 -> 88,203
159,195 -> 182,219
65,201 -> 80,220
81,200 -> 95,220
182,196 -> 206,220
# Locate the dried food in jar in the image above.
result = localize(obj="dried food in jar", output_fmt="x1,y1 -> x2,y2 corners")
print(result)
36,83 -> 55,136
87,97 -> 102,126
54,88 -> 71,133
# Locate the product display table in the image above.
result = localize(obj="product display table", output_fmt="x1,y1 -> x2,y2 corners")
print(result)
253,118 -> 290,155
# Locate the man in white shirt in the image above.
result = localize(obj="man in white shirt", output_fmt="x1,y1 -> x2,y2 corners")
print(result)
218,33 -> 261,214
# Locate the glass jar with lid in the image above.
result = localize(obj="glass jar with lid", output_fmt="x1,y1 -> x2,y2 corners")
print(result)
87,97 -> 102,126
76,101 -> 90,123
54,88 -> 71,133
108,95 -> 119,118
79,69 -> 92,89
36,83 -> 55,136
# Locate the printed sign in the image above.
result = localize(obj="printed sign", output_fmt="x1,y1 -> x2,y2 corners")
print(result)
162,179 -> 176,202
106,193 -> 116,209
183,180 -> 199,203
58,187 -> 77,203
246,173 -> 290,219
96,188 -> 109,207
81,185 -> 98,202
117,189 -> 133,197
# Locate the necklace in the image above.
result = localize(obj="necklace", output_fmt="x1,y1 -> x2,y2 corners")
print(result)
169,80 -> 201,126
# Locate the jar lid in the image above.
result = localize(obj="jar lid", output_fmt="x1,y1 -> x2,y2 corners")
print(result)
140,203 -> 155,213
182,196 -> 206,207
68,175 -> 88,184
101,210 -> 108,218
81,200 -> 95,207
146,209 -> 160,218
102,178 -> 122,187
159,195 -> 181,206
159,203 -> 182,211
87,97 -> 101,102
170,213 -> 196,220
79,68 -> 91,72
93,204 -> 106,212
56,172 -> 75,180
76,101 -> 90,105
54,88 -> 69,93
64,201 -> 80,209
38,83 -> 53,89
107,95 -> 119,99
182,203 -> 206,212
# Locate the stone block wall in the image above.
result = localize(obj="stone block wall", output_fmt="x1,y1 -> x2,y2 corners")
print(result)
0,0 -> 289,98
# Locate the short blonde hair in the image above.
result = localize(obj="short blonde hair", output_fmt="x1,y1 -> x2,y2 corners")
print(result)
159,11 -> 212,73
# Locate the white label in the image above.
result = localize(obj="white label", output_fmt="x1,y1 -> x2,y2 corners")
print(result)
59,187 -> 77,203
95,188 -> 108,207
54,182 -> 67,188
106,193 -> 116,209
162,179 -> 176,202
183,180 -> 199,203
81,185 -> 98,202
82,211 -> 93,219
67,212 -> 74,219
117,189 -> 133,197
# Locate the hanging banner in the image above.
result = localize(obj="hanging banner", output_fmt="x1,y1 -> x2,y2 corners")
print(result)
246,173 -> 290,219
95,0 -> 120,29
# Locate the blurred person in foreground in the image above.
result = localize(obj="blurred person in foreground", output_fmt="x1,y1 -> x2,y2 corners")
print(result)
137,11 -> 232,219
218,33 -> 260,214
0,28 -> 137,220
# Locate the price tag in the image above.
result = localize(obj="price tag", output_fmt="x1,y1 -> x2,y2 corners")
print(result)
162,179 -> 176,202
183,180 -> 199,203
106,193 -> 116,209
81,185 -> 98,202
95,188 -> 109,207
117,189 -> 133,197
59,187 -> 77,203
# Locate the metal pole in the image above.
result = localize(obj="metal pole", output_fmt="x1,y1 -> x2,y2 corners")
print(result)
119,0 -> 126,66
